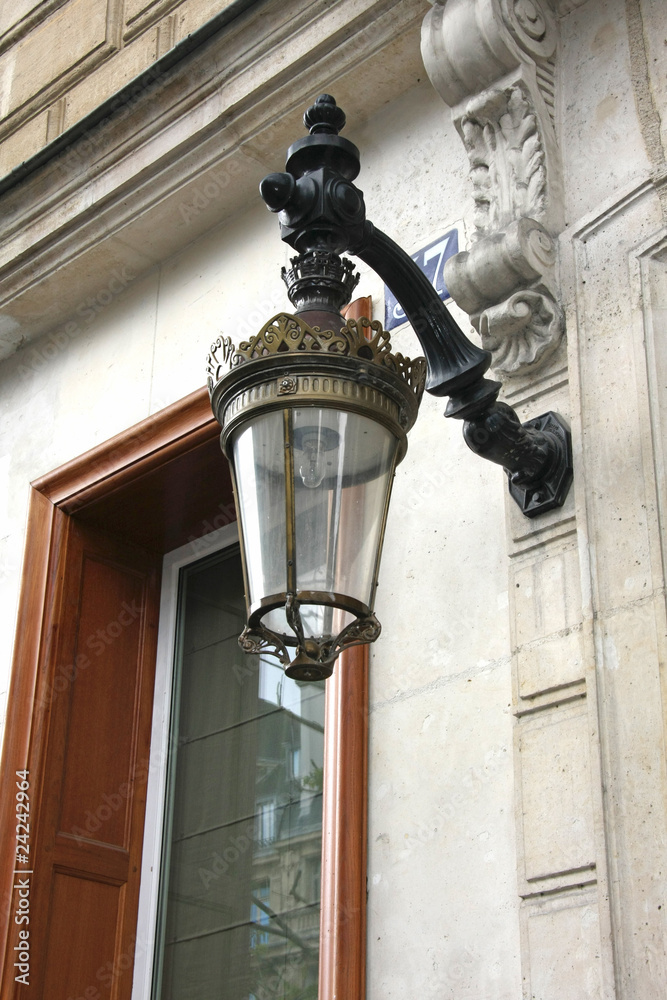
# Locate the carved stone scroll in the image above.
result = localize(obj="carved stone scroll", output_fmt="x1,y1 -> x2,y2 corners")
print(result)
422,0 -> 565,376
444,217 -> 564,374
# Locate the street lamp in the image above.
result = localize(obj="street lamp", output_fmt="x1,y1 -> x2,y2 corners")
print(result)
208,95 -> 572,681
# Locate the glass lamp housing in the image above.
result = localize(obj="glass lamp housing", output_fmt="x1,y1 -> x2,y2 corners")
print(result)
208,311 -> 425,680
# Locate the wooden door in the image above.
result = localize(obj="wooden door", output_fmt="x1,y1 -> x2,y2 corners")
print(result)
2,518 -> 160,999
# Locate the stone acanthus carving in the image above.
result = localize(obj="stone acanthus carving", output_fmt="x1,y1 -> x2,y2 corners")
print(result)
422,0 -> 565,376
460,80 -> 548,235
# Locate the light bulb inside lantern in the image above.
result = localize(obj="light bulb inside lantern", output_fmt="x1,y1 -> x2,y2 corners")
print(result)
299,444 -> 326,488
294,422 -> 340,490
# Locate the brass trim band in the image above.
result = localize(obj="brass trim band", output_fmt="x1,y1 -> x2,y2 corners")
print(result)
208,312 -> 426,462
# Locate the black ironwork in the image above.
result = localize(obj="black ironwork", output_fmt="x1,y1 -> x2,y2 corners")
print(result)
260,94 -> 573,517
281,249 -> 359,314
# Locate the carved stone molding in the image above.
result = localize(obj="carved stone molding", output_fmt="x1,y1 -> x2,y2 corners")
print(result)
0,0 -> 427,362
0,0 -> 69,56
422,0 -> 565,376
421,0 -> 558,111
444,217 -> 564,374
459,75 -> 553,236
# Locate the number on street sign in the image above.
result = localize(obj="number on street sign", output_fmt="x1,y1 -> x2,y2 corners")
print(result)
384,229 -> 459,332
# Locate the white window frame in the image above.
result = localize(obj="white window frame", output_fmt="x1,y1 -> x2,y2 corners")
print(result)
130,521 -> 239,999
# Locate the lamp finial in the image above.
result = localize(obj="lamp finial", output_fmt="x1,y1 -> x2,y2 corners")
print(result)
304,94 -> 346,135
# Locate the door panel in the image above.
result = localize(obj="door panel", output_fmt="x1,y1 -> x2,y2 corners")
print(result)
59,552 -> 149,848
10,520 -> 161,1000
42,875 -> 123,996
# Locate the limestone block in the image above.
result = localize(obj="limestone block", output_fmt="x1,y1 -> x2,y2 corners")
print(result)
175,0 -> 239,41
6,268 -> 159,475
124,0 -> 233,42
559,0 -> 652,225
512,541 -> 582,648
373,392 -> 510,694
570,218 -> 660,614
125,0 -> 169,24
1,0 -> 112,120
62,25 -> 161,129
0,0 -> 427,357
516,627 -> 585,701
526,894 -> 604,1000
0,109 -> 47,175
367,671 -> 520,998
560,170 -> 667,995
150,202 -> 287,410
635,0 -> 667,160
595,600 -> 667,989
519,708 -> 596,881
0,0 -> 48,40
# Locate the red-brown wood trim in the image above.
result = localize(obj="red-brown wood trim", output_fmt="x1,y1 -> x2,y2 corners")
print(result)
53,836 -> 131,883
0,490 -> 63,982
320,644 -> 368,1000
345,297 -> 372,326
32,386 -> 215,510
0,390 -> 218,996
317,294 -> 374,1000
23,521 -> 161,999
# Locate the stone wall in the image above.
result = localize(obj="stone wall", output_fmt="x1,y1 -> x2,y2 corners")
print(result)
0,0 -> 249,175
1,0 -> 666,997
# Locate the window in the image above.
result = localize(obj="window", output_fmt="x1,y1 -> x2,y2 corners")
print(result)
134,529 -> 324,999
250,881 -> 271,948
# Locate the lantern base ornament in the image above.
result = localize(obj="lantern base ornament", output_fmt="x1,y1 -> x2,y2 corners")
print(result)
238,597 -> 382,681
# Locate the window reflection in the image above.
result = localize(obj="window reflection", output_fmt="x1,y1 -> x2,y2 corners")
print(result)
152,545 -> 324,1000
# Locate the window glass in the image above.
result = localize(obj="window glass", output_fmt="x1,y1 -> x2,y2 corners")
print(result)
152,544 -> 324,1000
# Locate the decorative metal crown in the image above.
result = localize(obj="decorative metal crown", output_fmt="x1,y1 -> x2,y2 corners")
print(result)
282,251 -> 360,313
206,313 -> 426,403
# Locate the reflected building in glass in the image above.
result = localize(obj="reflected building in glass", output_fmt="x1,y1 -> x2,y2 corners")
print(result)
152,545 -> 324,1000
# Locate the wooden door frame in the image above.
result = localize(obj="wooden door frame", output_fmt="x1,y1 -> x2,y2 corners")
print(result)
0,384 -> 368,998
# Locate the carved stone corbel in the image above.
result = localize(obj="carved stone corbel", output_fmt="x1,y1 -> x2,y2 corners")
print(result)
444,216 -> 564,375
422,0 -> 565,376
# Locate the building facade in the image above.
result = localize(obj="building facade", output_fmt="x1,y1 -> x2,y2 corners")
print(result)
1,0 -> 666,996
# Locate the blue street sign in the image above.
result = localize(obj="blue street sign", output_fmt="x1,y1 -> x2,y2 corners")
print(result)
384,229 -> 459,332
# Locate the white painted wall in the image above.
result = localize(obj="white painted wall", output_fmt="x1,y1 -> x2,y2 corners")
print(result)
1,0 -> 667,994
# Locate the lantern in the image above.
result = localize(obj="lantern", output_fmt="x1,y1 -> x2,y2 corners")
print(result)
207,251 -> 425,680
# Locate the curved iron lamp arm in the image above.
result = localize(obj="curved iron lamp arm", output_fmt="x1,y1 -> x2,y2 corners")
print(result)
260,95 -> 572,517
354,222 -> 494,401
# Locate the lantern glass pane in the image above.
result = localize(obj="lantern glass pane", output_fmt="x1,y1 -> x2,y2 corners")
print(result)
233,403 -> 399,647
232,411 -> 287,609
292,406 -> 396,616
